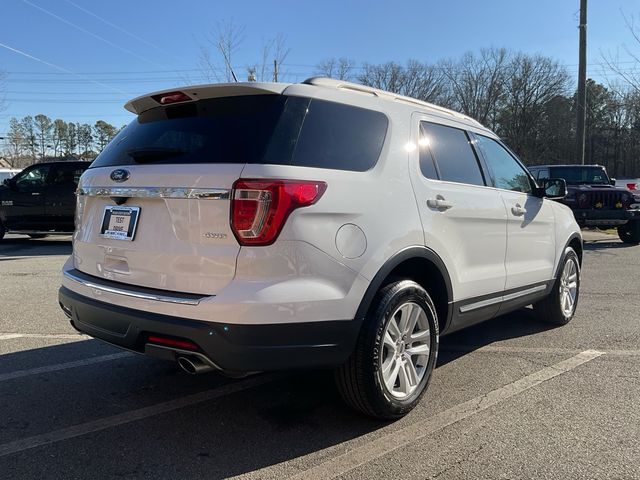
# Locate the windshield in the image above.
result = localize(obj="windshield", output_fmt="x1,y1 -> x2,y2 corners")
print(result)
550,166 -> 610,185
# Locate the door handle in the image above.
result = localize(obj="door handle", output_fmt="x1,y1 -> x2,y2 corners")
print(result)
511,204 -> 526,216
31,192 -> 41,196
427,196 -> 454,210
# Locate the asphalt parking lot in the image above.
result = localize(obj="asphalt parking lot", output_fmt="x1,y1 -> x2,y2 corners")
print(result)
0,232 -> 639,479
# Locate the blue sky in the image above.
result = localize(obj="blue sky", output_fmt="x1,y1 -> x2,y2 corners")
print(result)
1,0 -> 639,136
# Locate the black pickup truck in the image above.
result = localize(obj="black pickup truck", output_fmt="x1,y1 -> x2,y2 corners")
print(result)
0,161 -> 90,240
528,164 -> 640,244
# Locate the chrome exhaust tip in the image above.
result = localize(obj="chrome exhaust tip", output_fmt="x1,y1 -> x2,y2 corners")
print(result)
177,355 -> 215,375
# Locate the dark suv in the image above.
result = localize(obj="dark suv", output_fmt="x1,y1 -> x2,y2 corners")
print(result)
529,164 -> 640,244
0,161 -> 90,240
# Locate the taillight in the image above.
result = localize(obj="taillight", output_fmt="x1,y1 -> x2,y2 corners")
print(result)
230,179 -> 327,246
626,183 -> 637,191
151,91 -> 192,105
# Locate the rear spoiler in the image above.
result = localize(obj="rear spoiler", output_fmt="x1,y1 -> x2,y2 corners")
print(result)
124,82 -> 290,115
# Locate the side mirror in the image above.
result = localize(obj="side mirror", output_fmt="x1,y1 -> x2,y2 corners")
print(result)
3,178 -> 16,189
542,178 -> 567,199
610,178 -> 616,186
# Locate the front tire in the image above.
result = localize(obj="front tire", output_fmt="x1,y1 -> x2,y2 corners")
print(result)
533,247 -> 580,325
617,220 -> 640,244
335,280 -> 439,419
0,223 -> 5,241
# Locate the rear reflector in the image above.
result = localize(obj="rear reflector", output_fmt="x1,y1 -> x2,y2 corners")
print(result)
147,335 -> 199,351
151,91 -> 192,105
231,179 -> 327,246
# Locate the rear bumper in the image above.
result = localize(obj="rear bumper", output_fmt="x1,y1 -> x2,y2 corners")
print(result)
58,286 -> 359,372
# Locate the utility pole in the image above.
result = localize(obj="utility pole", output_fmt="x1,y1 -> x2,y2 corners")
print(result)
273,59 -> 278,82
576,0 -> 588,165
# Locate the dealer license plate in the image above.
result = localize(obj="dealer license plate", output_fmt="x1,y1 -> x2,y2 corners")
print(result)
100,206 -> 140,241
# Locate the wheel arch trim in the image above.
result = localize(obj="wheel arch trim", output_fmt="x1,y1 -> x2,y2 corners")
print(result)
354,246 -> 454,334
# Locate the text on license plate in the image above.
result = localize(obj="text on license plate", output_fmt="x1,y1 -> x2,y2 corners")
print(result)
100,206 -> 140,241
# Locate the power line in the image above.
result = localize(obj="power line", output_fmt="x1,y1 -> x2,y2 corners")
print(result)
20,0 -> 163,68
64,0 -> 180,61
0,41 -> 130,94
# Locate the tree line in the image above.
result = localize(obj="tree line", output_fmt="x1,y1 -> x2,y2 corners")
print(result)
316,48 -> 640,178
3,115 -> 121,168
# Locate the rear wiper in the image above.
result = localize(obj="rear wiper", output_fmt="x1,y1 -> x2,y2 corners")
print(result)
126,147 -> 185,162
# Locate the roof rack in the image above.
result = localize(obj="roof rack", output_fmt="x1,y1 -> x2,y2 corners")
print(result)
302,77 -> 481,126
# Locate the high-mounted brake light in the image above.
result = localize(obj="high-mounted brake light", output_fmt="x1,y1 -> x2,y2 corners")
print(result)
151,91 -> 192,105
230,179 -> 327,246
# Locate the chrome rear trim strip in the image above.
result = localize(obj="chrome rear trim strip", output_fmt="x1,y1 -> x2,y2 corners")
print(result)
77,187 -> 230,200
459,284 -> 547,313
63,270 -> 204,306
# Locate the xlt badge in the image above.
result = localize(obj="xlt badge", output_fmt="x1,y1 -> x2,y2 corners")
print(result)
203,232 -> 227,239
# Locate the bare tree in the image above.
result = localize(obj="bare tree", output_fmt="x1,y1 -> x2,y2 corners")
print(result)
77,123 -> 94,159
6,118 -> 25,167
199,20 -> 245,82
438,47 -> 510,128
21,116 -> 37,161
315,57 -> 355,80
64,122 -> 78,157
93,120 -> 117,152
498,53 -> 571,162
602,11 -> 640,92
34,114 -> 53,159
52,119 -> 67,158
358,60 -> 448,104
199,22 -> 290,83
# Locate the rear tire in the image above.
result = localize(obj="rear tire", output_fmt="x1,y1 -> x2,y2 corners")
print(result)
335,280 -> 439,419
617,220 -> 640,244
533,247 -> 580,325
28,234 -> 48,239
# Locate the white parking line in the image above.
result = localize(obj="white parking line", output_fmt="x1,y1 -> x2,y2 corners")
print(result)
0,373 -> 279,458
286,350 -> 604,480
442,344 -> 640,356
0,352 -> 133,383
0,333 -> 88,341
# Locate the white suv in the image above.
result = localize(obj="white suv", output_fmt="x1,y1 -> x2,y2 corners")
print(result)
59,78 -> 582,419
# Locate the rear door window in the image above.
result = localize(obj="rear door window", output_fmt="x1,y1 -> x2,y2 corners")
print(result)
91,95 -> 388,172
419,122 -> 485,186
50,164 -> 88,187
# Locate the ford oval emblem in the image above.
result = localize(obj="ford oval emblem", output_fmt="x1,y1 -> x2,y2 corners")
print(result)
110,169 -> 130,183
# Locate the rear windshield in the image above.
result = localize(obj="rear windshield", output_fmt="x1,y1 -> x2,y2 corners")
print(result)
91,95 -> 388,172
549,166 -> 610,185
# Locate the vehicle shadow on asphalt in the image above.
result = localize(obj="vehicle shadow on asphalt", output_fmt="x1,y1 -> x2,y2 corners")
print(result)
437,307 -> 555,366
0,308 -> 561,478
0,339 -> 384,478
0,237 -> 72,258
583,239 -> 635,251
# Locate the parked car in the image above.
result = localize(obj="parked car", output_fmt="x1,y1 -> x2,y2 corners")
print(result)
0,161 -> 91,240
528,164 -> 640,244
0,168 -> 21,184
58,79 -> 582,419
